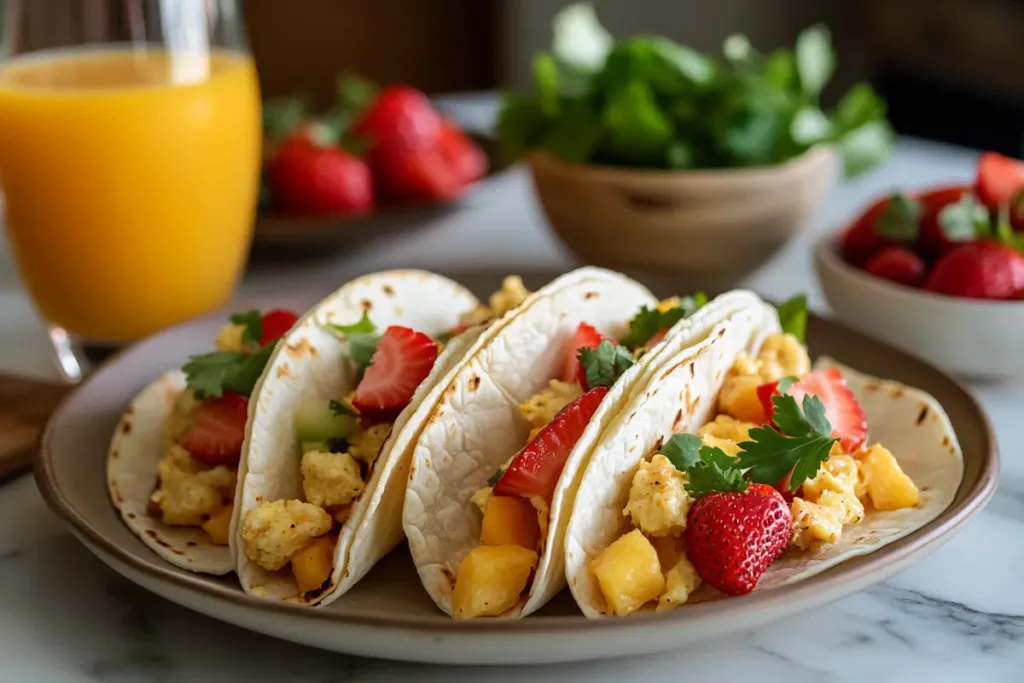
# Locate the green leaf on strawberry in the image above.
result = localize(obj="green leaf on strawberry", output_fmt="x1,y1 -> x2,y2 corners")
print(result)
336,72 -> 377,115
776,294 -> 808,343
874,193 -> 921,242
938,193 -> 988,243
737,392 -> 837,488
262,97 -> 307,139
229,310 -> 263,349
578,340 -> 635,388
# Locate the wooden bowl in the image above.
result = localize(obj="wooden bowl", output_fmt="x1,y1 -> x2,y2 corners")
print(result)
528,146 -> 836,291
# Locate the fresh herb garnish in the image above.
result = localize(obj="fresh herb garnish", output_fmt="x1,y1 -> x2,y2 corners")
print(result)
330,312 -> 381,375
329,399 -> 355,417
487,468 -> 505,487
776,294 -> 808,343
497,5 -> 892,176
229,310 -> 263,349
660,434 -> 748,497
620,292 -> 708,350
182,343 -> 276,399
578,340 -> 635,388
938,194 -> 988,243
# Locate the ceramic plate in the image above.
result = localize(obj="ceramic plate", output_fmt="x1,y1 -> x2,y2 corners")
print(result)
35,271 -> 998,665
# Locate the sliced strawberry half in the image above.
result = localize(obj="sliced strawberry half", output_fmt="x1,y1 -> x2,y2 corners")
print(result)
182,392 -> 250,466
493,386 -> 609,503
258,309 -> 299,346
561,322 -> 608,388
351,326 -> 440,419
757,368 -> 867,452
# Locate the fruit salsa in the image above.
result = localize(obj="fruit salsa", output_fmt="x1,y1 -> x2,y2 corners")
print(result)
588,315 -> 921,615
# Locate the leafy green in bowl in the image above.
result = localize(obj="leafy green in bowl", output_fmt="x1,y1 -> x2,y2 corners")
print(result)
498,4 -> 893,177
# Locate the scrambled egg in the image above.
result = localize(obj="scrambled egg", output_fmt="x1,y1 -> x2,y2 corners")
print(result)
161,390 -> 199,450
301,451 -> 365,507
718,333 -> 810,422
623,454 -> 692,537
241,500 -> 333,571
150,445 -> 236,526
698,415 -> 758,458
347,423 -> 391,464
790,455 -> 864,549
215,322 -> 248,352
657,555 -> 702,612
519,380 -> 583,430
470,486 -> 492,514
459,275 -> 531,326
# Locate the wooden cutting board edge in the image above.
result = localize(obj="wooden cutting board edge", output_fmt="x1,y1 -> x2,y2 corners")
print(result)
0,374 -> 73,483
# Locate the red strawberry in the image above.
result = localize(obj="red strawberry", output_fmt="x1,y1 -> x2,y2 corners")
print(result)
492,386 -> 609,503
747,482 -> 786,504
862,246 -> 926,287
841,193 -> 919,266
354,86 -> 441,150
437,119 -> 487,185
924,240 -> 1024,300
976,152 -> 1024,210
370,145 -> 465,204
268,133 -> 374,216
258,309 -> 298,346
560,322 -> 608,388
758,368 -> 868,452
683,487 -> 793,595
351,326 -> 440,419
182,393 -> 250,466
918,185 -> 974,255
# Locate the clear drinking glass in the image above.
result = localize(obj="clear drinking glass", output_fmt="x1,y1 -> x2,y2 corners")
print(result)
0,0 -> 261,381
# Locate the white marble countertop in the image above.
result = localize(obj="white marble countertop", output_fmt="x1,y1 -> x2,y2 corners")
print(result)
1,131 -> 1022,681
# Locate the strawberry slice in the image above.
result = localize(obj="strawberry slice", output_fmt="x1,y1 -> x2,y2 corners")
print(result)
757,368 -> 867,452
976,152 -> 1024,210
561,322 -> 608,388
351,326 -> 440,419
182,392 -> 250,466
492,386 -> 609,503
258,309 -> 299,346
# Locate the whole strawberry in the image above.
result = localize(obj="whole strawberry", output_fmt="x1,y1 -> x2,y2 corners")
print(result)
268,133 -> 374,216
683,484 -> 792,595
354,85 -> 441,150
862,246 -> 925,287
925,240 -> 1024,299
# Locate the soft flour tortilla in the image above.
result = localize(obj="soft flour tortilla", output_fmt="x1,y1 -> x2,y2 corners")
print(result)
566,322 -> 965,617
232,270 -> 481,604
108,371 -> 235,575
404,270 -> 747,618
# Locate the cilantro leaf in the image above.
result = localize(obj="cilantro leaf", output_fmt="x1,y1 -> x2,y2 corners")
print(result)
578,341 -> 635,388
684,445 -> 749,497
737,392 -> 837,488
776,294 -> 808,343
183,343 -> 275,399
620,292 -> 708,350
330,312 -> 377,336
776,375 -> 797,393
329,399 -> 355,417
330,313 -> 380,375
229,310 -> 263,348
874,193 -> 922,242
487,468 -> 505,487
660,434 -> 702,472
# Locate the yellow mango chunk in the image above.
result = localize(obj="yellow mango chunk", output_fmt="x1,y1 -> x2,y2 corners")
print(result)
291,534 -> 337,594
717,375 -> 767,424
862,445 -> 920,510
481,495 -> 541,550
590,529 -> 665,617
201,505 -> 233,546
452,545 -> 538,619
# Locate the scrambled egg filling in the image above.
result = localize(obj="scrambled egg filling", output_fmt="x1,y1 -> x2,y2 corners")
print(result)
241,500 -> 333,571
718,333 -> 811,422
348,422 -> 391,464
518,380 -> 583,431
623,454 -> 692,538
698,415 -> 758,458
458,275 -> 531,327
301,451 -> 364,507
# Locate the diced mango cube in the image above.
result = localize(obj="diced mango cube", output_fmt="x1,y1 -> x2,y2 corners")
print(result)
861,445 -> 920,510
717,375 -> 767,424
451,545 -> 538,619
481,495 -> 541,550
291,534 -> 337,594
201,505 -> 233,545
590,529 -> 665,617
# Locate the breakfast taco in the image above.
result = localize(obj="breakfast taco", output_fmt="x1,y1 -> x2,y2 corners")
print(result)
108,307 -> 302,574
403,273 -> 773,619
564,295 -> 964,618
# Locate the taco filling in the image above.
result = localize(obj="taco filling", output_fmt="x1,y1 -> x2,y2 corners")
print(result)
148,309 -> 299,545
588,303 -> 921,616
450,294 -> 707,619
240,278 -> 530,595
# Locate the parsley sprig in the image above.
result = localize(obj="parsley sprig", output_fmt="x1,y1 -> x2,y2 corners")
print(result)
620,291 -> 708,350
229,310 -> 263,349
330,312 -> 380,375
183,344 -> 275,399
578,340 -> 635,388
659,389 -> 837,496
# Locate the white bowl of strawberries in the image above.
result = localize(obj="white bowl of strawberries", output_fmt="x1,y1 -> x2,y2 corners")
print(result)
815,151 -> 1024,379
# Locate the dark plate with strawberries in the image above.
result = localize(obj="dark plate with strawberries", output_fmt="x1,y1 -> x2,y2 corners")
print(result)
251,79 -> 510,259
816,151 -> 1024,378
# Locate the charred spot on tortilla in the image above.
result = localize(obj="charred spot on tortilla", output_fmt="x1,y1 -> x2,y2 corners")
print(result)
865,381 -> 881,392
424,456 -> 431,468
717,328 -> 726,338
916,406 -> 929,425
124,404 -> 134,417
652,436 -> 664,452
187,541 -> 197,547
275,362 -> 293,380
145,529 -> 158,538
109,482 -> 122,504
256,495 -> 264,503
689,362 -> 695,379
170,547 -> 183,554
890,386 -> 905,399
383,284 -> 395,296
942,435 -> 951,447
659,360 -> 686,380
120,421 -> 132,435
673,408 -> 684,430
686,394 -> 700,414
584,291 -> 599,300
147,499 -> 163,520
360,299 -> 373,311
285,338 -> 316,359
110,448 -> 119,459
126,512 -> 136,520
441,566 -> 456,584
469,375 -> 481,391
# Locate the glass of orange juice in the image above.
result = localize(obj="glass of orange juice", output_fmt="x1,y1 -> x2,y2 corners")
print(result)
0,0 -> 260,381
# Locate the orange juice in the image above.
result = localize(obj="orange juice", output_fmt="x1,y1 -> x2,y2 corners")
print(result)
0,48 -> 260,340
